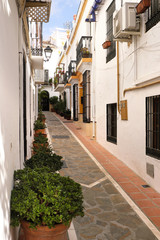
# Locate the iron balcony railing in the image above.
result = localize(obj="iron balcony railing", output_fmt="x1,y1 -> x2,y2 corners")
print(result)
31,47 -> 43,56
63,71 -> 69,85
68,60 -> 77,79
76,36 -> 92,66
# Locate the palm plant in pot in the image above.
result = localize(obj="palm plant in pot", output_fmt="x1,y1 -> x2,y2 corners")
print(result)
10,168 -> 84,240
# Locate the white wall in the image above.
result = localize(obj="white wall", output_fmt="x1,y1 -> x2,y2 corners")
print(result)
0,1 -> 37,239
95,0 -> 160,193
0,0 -> 19,239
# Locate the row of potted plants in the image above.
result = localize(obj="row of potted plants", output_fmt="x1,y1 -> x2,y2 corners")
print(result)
10,111 -> 84,240
49,97 -> 71,120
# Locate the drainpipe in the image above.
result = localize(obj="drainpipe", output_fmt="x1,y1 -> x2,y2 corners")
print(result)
18,17 -> 23,169
92,21 -> 96,138
117,41 -> 120,114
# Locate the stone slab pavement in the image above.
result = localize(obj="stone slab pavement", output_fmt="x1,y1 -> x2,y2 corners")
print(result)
45,112 -> 158,240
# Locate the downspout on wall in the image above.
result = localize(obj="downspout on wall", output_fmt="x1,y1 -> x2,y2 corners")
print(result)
117,41 -> 120,114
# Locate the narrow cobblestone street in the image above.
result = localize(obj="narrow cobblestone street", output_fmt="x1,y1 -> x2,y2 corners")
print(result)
46,112 -> 159,240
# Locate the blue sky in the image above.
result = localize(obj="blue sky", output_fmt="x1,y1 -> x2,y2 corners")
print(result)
43,0 -> 80,40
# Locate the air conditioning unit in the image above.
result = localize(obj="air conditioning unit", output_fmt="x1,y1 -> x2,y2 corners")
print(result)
113,3 -> 140,41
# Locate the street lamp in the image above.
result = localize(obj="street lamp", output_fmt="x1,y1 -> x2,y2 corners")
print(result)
44,46 -> 52,62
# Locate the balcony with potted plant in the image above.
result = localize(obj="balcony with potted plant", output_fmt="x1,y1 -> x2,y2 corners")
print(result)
76,36 -> 92,73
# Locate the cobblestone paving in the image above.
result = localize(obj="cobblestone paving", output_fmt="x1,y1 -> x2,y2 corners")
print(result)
45,112 -> 158,240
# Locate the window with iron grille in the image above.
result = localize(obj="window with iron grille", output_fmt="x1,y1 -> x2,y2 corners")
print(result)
146,0 -> 160,31
146,95 -> 160,159
107,103 -> 117,144
106,0 -> 116,63
83,71 -> 91,123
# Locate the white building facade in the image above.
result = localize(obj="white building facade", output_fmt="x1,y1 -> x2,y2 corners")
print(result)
0,0 -> 51,239
56,0 -> 160,193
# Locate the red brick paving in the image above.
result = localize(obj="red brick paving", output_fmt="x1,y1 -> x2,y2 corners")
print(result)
55,114 -> 160,232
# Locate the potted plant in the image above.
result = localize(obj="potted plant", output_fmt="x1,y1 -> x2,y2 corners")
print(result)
34,120 -> 46,135
24,151 -> 63,172
102,40 -> 111,49
33,133 -> 49,149
49,96 -> 58,112
64,109 -> 71,120
81,47 -> 90,58
10,168 -> 84,240
37,111 -> 46,123
136,0 -> 150,14
49,78 -> 52,86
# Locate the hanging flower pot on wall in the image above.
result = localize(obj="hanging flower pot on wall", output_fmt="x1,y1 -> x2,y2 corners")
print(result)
136,0 -> 151,14
102,40 -> 111,49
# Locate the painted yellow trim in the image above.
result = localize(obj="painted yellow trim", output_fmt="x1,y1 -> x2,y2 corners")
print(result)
64,83 -> 71,88
66,0 -> 88,56
76,58 -> 92,71
123,80 -> 160,96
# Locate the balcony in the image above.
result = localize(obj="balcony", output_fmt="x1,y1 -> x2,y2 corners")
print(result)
68,61 -> 77,80
76,36 -> 92,72
63,72 -> 71,89
31,47 -> 43,56
25,0 -> 51,23
54,68 -> 65,92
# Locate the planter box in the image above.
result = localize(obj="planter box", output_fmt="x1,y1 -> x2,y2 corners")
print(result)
102,41 -> 111,49
136,0 -> 151,14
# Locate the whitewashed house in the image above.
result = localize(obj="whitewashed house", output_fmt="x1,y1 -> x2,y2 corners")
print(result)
55,0 -> 160,193
0,0 -> 51,239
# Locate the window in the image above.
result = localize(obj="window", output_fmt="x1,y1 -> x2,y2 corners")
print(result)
146,0 -> 160,31
44,69 -> 49,82
83,71 -> 91,123
106,0 -> 116,63
146,95 -> 160,159
107,103 -> 117,144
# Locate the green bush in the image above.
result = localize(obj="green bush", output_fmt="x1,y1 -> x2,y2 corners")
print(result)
34,120 -> 46,130
37,112 -> 46,122
33,133 -> 48,144
24,152 -> 63,172
10,169 -> 84,228
49,96 -> 58,105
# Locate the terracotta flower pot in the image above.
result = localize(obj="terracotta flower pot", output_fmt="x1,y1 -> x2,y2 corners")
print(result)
35,129 -> 46,135
136,0 -> 151,14
102,41 -> 111,49
21,221 -> 70,240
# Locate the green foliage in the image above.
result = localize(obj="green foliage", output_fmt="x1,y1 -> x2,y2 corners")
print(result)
24,151 -> 63,172
32,144 -> 53,155
34,120 -> 46,130
54,100 -> 66,114
49,96 -> 58,105
49,78 -> 52,85
34,133 -> 48,144
10,169 -> 84,228
37,112 -> 46,121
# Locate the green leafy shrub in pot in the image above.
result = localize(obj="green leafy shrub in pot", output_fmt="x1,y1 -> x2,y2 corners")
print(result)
32,144 -> 53,155
49,96 -> 58,105
38,112 -> 46,122
10,168 -> 84,229
24,152 -> 63,172
34,120 -> 46,130
33,133 -> 48,144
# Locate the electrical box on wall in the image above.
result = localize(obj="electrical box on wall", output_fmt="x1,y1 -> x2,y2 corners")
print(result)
121,100 -> 128,120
